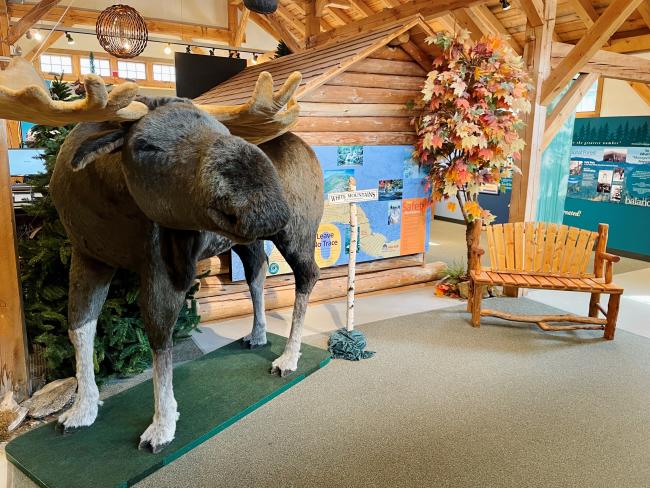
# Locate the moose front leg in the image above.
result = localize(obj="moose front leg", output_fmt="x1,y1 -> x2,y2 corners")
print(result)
271,232 -> 319,376
137,260 -> 186,453
58,251 -> 114,432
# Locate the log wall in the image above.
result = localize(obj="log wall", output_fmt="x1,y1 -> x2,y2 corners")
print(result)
293,45 -> 425,146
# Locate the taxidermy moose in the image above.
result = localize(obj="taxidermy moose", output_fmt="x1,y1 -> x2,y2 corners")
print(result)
0,59 -> 323,453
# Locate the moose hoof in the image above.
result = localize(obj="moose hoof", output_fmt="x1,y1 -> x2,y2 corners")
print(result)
57,402 -> 99,433
270,352 -> 300,377
138,417 -> 177,454
240,334 -> 267,349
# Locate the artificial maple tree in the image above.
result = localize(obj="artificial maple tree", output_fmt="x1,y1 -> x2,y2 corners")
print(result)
413,30 -> 532,275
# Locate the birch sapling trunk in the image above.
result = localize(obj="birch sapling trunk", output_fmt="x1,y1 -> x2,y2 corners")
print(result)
346,176 -> 358,331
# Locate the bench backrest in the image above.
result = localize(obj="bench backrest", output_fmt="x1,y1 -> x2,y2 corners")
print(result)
484,222 -> 607,277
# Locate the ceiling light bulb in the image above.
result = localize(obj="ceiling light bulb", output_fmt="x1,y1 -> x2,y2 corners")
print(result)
164,43 -> 172,55
33,29 -> 43,41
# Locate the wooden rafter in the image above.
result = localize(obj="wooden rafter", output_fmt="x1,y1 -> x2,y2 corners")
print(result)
629,82 -> 650,106
7,4 -> 231,42
7,0 -> 61,45
543,72 -> 598,149
541,0 -> 644,106
233,8 -> 250,47
513,0 -> 544,27
276,4 -> 306,38
451,8 -> 483,41
569,0 -> 598,28
551,42 -> 650,84
637,1 -> 650,29
0,0 -> 10,56
470,4 -> 523,54
267,12 -> 304,52
312,0 -> 486,46
606,33 -> 650,53
348,0 -> 375,17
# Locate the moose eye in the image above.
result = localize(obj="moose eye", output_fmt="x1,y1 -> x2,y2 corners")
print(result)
134,138 -> 161,153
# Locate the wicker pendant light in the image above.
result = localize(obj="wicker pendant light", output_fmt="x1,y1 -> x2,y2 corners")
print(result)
96,4 -> 148,59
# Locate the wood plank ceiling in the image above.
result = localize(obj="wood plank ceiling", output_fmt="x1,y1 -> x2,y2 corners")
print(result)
258,0 -> 650,54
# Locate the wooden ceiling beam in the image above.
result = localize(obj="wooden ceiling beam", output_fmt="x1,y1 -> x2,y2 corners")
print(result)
637,1 -> 650,30
312,0 -> 487,46
568,0 -> 598,28
232,8 -> 250,47
543,72 -> 598,149
629,82 -> 650,106
400,40 -> 433,71
275,4 -> 306,37
551,41 -> 650,84
7,4 -> 231,42
266,12 -> 304,52
348,0 -> 375,17
541,0 -> 644,106
249,11 -> 281,40
0,0 -> 10,56
513,0 -> 544,27
451,8 -> 483,41
470,4 -> 523,53
605,33 -> 650,53
8,0 -> 61,45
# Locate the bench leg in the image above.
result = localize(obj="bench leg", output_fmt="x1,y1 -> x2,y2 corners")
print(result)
466,281 -> 474,312
589,292 -> 601,317
604,294 -> 620,340
471,284 -> 483,327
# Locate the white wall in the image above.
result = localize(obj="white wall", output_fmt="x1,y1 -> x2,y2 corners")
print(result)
599,52 -> 650,117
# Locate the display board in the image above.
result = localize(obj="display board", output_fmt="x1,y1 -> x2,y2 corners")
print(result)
230,145 -> 431,281
563,116 -> 650,257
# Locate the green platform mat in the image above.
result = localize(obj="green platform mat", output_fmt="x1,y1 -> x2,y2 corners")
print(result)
6,335 -> 330,488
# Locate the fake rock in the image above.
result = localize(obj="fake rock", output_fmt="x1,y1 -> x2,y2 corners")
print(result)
26,377 -> 77,419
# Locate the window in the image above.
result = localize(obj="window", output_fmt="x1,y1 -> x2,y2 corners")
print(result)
40,54 -> 73,74
80,57 -> 111,76
117,61 -> 146,80
575,77 -> 602,117
152,64 -> 176,82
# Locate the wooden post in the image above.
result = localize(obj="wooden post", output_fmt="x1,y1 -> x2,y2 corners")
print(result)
0,121 -> 29,396
346,176 -> 358,331
589,223 -> 608,317
509,0 -> 557,223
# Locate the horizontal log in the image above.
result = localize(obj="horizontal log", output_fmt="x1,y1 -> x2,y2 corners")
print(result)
198,262 -> 446,322
299,102 -> 416,117
300,85 -> 421,104
368,45 -> 414,61
196,255 -> 230,277
295,131 -> 416,145
197,254 -> 425,299
294,116 -> 413,132
481,309 -> 607,325
551,42 -> 650,84
347,58 -> 427,76
327,72 -> 425,91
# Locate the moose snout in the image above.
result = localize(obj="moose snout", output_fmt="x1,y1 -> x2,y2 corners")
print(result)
236,192 -> 291,240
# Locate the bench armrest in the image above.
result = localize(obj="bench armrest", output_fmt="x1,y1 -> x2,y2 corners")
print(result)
599,252 -> 620,263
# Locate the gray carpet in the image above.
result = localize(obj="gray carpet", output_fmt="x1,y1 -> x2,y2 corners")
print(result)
133,298 -> 650,488
8,298 -> 650,487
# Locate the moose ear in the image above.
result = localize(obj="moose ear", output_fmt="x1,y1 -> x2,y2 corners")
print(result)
71,129 -> 125,171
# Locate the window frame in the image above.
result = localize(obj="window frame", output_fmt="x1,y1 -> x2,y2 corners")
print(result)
575,77 -> 603,119
116,60 -> 147,80
39,54 -> 73,74
79,56 -> 112,77
151,63 -> 176,82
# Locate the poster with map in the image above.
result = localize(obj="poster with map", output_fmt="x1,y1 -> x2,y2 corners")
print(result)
230,145 -> 431,281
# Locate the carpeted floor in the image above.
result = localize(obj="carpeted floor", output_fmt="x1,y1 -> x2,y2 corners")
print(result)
129,298 -> 650,488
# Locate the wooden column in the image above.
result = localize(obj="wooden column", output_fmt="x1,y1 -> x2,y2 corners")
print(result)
0,122 -> 29,396
509,0 -> 557,223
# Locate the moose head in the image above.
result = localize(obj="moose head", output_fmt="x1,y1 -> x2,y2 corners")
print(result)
0,59 -> 301,242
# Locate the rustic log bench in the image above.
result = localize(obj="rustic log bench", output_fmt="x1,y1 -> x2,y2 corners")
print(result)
468,222 -> 623,339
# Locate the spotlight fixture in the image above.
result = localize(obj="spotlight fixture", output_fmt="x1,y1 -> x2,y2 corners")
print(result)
33,29 -> 43,41
252,53 -> 259,64
500,0 -> 511,10
209,48 -> 215,56
186,45 -> 192,53
65,32 -> 75,45
25,30 -> 32,40
228,50 -> 234,58
164,43 -> 172,55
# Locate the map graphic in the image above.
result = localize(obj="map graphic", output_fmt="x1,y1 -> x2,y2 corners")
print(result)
230,145 -> 431,281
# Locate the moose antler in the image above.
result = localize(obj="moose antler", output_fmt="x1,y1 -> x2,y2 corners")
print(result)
0,58 -> 301,144
0,58 -> 148,126
197,71 -> 302,145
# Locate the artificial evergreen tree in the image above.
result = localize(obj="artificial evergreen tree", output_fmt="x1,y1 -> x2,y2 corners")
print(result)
275,40 -> 291,58
20,75 -> 201,380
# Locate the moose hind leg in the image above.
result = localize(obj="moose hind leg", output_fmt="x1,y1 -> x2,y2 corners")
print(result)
137,263 -> 186,453
234,241 -> 268,348
58,251 -> 115,432
270,232 -> 319,376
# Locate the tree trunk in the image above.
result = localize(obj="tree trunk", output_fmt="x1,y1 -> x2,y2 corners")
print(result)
465,219 -> 481,278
